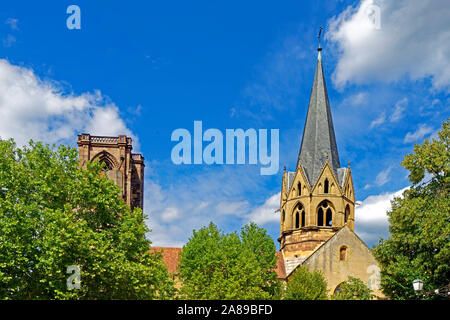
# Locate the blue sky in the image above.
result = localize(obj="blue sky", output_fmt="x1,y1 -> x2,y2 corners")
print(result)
0,0 -> 448,248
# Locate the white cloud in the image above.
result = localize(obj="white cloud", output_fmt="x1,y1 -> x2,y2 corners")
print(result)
343,91 -> 368,106
375,165 -> 393,187
0,59 -> 136,147
327,0 -> 450,91
389,97 -> 408,122
5,18 -> 19,30
355,187 -> 408,245
161,207 -> 181,222
369,112 -> 386,129
404,124 -> 434,143
369,97 -> 408,129
215,201 -> 249,215
246,192 -> 280,225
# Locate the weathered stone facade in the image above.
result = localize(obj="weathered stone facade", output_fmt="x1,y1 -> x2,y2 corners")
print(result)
298,226 -> 382,297
279,162 -> 355,260
77,133 -> 144,211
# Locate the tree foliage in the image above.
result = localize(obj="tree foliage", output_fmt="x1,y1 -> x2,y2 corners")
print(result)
331,276 -> 373,300
178,222 -> 281,299
0,139 -> 175,299
373,119 -> 450,300
284,266 -> 328,300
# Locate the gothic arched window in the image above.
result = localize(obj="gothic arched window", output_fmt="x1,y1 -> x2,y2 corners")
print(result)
324,179 -> 329,194
317,200 -> 333,227
298,182 -> 301,196
293,203 -> 304,229
345,205 -> 350,224
100,159 -> 113,172
317,208 -> 324,226
333,282 -> 344,296
326,208 -> 332,226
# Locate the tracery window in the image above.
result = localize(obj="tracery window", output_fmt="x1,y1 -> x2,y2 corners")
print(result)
293,203 -> 305,229
317,200 -> 333,227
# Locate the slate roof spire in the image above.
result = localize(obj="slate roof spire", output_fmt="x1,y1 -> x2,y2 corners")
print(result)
296,41 -> 340,185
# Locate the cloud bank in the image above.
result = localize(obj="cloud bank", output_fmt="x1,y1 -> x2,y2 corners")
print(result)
355,187 -> 408,246
0,59 -> 136,147
327,0 -> 450,91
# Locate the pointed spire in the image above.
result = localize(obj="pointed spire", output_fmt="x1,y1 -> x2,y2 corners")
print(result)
296,39 -> 341,185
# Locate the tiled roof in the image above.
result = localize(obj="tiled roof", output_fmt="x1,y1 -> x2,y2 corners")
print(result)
151,246 -> 287,279
275,251 -> 287,279
150,247 -> 182,274
297,48 -> 341,185
286,172 -> 296,192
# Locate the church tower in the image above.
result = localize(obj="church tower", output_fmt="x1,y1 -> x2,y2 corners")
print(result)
278,45 -> 355,265
77,134 -> 145,211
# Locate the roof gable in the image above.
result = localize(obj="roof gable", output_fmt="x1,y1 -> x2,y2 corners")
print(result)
285,226 -> 375,278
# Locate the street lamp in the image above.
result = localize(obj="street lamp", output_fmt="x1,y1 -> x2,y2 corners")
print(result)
413,279 -> 424,292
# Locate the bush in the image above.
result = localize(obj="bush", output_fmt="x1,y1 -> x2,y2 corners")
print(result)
284,266 -> 328,300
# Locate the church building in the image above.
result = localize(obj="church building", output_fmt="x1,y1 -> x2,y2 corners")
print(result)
77,133 -> 145,211
75,44 -> 382,298
277,44 -> 382,297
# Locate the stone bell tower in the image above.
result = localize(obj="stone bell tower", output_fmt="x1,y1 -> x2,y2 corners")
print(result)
278,45 -> 355,263
77,134 -> 145,211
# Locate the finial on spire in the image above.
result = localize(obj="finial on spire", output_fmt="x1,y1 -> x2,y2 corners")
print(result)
283,166 -> 286,173
348,161 -> 351,168
317,26 -> 323,52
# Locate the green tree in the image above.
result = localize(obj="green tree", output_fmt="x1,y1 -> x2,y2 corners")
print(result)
373,119 -> 450,300
178,222 -> 281,299
331,276 -> 373,300
0,139 -> 175,299
284,266 -> 328,300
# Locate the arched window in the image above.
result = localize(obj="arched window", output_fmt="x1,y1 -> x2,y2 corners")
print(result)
324,179 -> 329,194
282,210 -> 285,222
317,200 -> 333,227
317,208 -> 324,226
345,205 -> 350,224
100,159 -> 113,172
298,182 -> 301,196
333,282 -> 344,296
293,203 -> 304,229
326,208 -> 332,226
340,246 -> 347,261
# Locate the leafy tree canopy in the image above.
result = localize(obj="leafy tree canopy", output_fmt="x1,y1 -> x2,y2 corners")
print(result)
331,276 -> 374,300
178,222 -> 281,299
373,119 -> 450,300
0,139 -> 175,299
284,266 -> 328,300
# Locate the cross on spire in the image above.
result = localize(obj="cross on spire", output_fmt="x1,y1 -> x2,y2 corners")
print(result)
318,26 -> 323,51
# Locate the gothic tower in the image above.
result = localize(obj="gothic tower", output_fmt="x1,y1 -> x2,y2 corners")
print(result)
278,45 -> 355,263
77,133 -> 145,211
